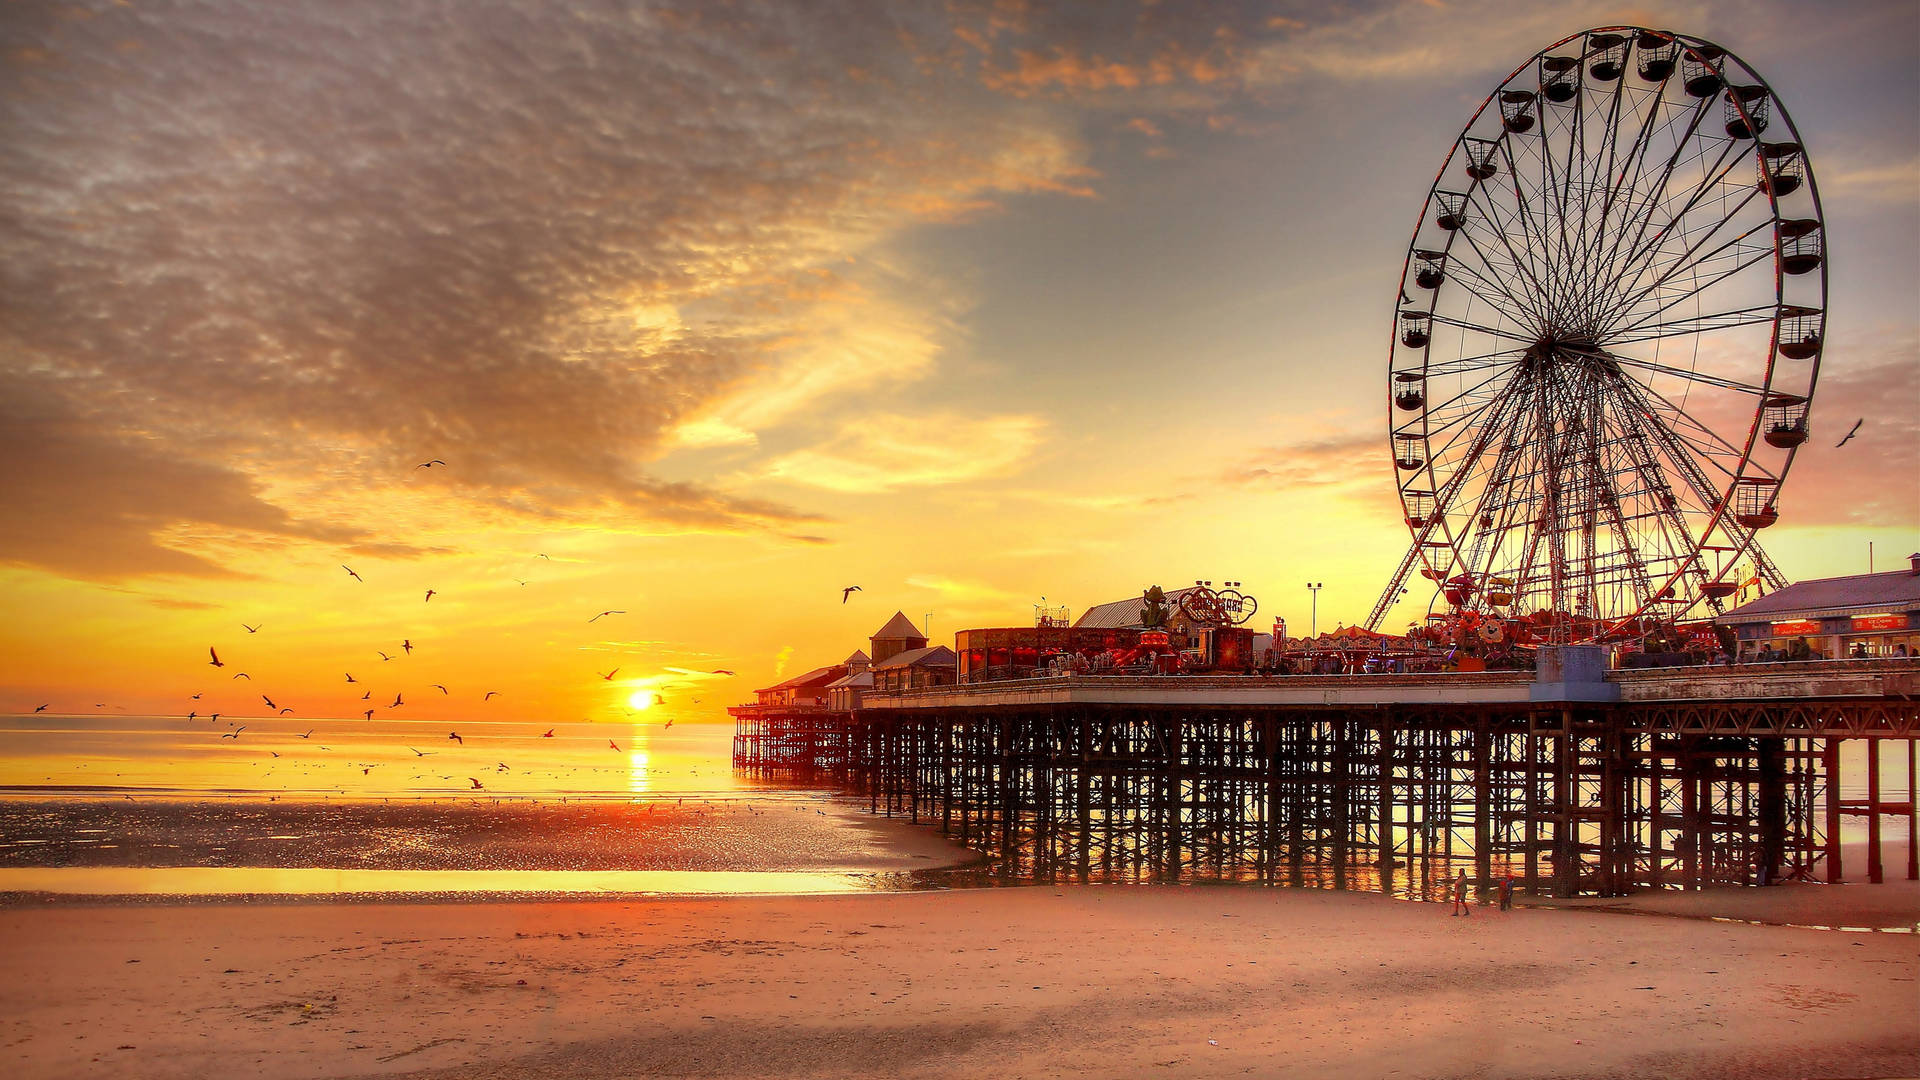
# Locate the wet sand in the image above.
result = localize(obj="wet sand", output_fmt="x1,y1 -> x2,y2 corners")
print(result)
0,797 -> 973,877
3,881 -> 1915,1080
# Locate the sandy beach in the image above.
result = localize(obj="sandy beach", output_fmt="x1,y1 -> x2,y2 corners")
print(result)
3,876 -> 1915,1080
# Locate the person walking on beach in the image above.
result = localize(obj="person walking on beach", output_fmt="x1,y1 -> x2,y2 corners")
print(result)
1451,870 -> 1471,916
1498,871 -> 1515,911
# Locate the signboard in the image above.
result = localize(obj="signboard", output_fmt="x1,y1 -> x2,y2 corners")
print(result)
1850,613 -> 1909,633
1770,620 -> 1821,636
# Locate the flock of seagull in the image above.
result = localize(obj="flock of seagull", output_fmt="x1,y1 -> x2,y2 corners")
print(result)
25,461 -> 874,798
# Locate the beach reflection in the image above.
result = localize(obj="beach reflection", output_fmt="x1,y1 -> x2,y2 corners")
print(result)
0,865 -> 911,897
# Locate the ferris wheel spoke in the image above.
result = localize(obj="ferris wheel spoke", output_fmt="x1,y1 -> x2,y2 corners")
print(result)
1428,313 -> 1536,346
1448,215 -> 1552,324
1604,216 -> 1774,334
1609,295 -> 1777,346
1589,89 -> 1718,296
1463,173 -> 1558,319
1599,137 -> 1754,298
1420,345 -> 1530,378
1601,350 -> 1767,394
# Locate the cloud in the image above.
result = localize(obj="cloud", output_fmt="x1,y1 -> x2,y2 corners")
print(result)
1777,336 -> 1920,528
762,413 -> 1046,493
0,0 -> 1099,577
1217,434 -> 1382,492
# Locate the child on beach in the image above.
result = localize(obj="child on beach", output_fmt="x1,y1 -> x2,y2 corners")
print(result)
1498,872 -> 1515,910
1451,870 -> 1471,916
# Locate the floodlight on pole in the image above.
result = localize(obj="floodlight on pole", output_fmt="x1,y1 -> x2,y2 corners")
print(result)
1306,582 -> 1324,638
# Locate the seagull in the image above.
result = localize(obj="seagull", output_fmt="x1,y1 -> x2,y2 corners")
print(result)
188,711 -> 197,721
1836,418 -> 1863,448
389,693 -> 404,708
540,728 -> 555,738
342,565 -> 362,582
378,651 -> 394,662
663,718 -> 675,730
360,691 -> 371,700
190,692 -> 202,700
261,695 -> 278,710
298,730 -> 313,739
512,578 -> 528,587
222,726 -> 246,739
402,639 -> 413,655
33,704 -> 47,712
496,762 -> 511,773
449,731 -> 464,744
409,747 -> 431,757
424,589 -> 435,602
589,610 -> 624,623
210,713 -> 220,723
278,707 -> 294,715
417,460 -> 446,469
468,777 -> 484,789
608,739 -> 621,752
483,691 -> 500,701
537,553 -> 551,560
430,684 -> 448,695
345,673 -> 357,684
270,751 -> 280,758
362,766 -> 375,775
208,646 -> 223,668
363,710 -> 374,721
841,585 -> 861,603
710,669 -> 735,676
242,623 -> 260,634
232,672 -> 250,680
599,668 -> 620,681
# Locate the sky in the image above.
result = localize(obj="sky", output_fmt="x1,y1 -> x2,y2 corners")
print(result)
2,0 -> 1915,726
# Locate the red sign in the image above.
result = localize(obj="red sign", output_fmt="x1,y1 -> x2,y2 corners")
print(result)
1851,614 -> 1909,632
1770,620 -> 1821,636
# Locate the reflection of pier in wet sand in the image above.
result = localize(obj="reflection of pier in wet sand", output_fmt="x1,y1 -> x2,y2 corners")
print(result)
736,656 -> 1920,899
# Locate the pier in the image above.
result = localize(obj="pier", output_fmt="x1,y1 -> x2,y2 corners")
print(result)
735,658 -> 1920,898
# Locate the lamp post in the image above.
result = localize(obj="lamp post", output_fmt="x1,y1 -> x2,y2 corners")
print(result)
1306,582 -> 1324,638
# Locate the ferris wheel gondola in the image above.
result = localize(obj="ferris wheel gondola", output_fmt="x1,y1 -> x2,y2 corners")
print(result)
1365,27 -> 1822,644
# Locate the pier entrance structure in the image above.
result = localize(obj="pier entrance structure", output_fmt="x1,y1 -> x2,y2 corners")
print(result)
735,658 -> 1919,898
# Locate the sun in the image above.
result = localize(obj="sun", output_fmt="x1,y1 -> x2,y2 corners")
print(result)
626,690 -> 654,711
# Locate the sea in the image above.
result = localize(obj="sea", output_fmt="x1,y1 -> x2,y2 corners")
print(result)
0,714 -> 954,900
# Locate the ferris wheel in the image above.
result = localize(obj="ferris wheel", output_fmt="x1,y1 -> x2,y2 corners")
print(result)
1364,27 -> 1824,645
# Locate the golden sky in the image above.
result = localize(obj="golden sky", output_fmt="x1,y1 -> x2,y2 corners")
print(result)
2,0 -> 1915,724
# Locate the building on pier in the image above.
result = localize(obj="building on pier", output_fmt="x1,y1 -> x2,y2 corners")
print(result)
1716,554 -> 1920,660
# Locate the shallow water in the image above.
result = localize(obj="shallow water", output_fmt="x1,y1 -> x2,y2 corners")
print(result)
0,713 -> 748,800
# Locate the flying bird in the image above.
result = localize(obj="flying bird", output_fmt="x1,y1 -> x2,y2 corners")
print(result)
232,672 -> 250,680
599,668 -> 620,681
513,579 -> 528,587
536,553 -> 551,560
1836,418 -> 1863,448
242,623 -> 260,634
468,777 -> 484,789
540,728 -> 555,738
431,684 -> 449,695
378,651 -> 394,662
298,730 -> 313,739
345,673 -> 357,684
409,747 -> 431,757
608,739 -> 621,752
363,709 -> 374,721
417,460 -> 446,469
187,711 -> 197,721
496,762 -> 511,773
360,691 -> 371,700
424,589 -> 436,602
709,669 -> 735,676
402,639 -> 413,655
191,692 -> 203,700
589,610 -> 624,623
278,708 -> 294,715
342,565 -> 362,582
261,695 -> 277,711
449,732 -> 464,744
210,713 -> 220,723
222,727 -> 246,739
34,704 -> 47,712
208,647 -> 223,668
841,585 -> 861,603
389,693 -> 404,708
483,691 -> 500,701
